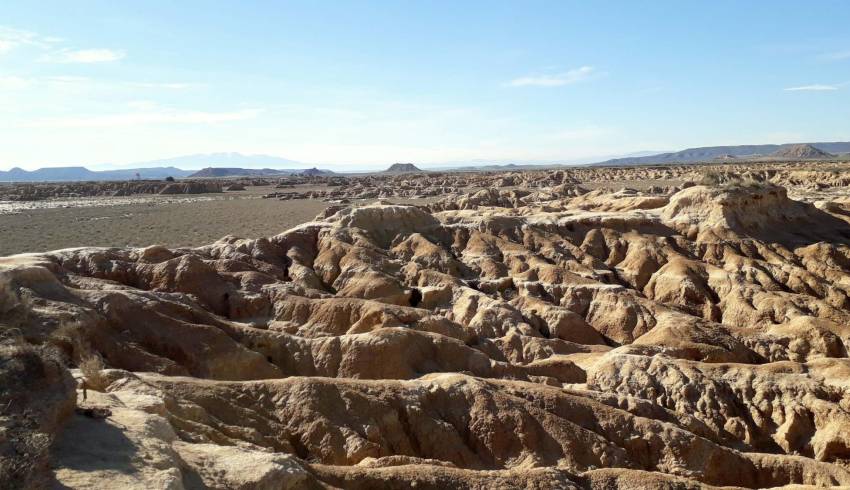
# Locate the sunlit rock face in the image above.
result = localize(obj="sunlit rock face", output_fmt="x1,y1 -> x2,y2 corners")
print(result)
4,170 -> 850,488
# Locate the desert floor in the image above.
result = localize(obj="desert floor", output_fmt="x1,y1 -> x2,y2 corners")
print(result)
0,186 -> 332,255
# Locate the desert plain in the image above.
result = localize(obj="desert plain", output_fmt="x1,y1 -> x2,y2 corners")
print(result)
4,158 -> 850,488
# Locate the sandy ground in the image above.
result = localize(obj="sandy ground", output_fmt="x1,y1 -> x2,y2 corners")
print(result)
0,187 -> 330,255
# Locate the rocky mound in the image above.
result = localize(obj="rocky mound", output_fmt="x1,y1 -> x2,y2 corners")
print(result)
3,182 -> 850,488
383,163 -> 423,173
661,182 -> 850,244
772,144 -> 835,160
299,167 -> 335,176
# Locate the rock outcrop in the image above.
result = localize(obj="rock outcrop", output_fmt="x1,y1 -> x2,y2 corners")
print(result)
3,176 -> 850,488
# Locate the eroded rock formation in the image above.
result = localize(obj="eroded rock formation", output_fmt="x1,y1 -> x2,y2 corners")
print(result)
3,176 -> 850,488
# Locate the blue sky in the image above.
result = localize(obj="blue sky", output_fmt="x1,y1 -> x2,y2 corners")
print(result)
1,1 -> 849,170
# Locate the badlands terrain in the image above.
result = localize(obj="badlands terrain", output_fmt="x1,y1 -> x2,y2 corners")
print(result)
3,160 -> 850,488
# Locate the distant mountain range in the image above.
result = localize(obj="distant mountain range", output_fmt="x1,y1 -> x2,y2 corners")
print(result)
3,143 -> 849,182
424,152 -> 666,170
592,141 -> 850,166
188,167 -> 335,178
0,166 -> 194,182
0,153 -> 313,182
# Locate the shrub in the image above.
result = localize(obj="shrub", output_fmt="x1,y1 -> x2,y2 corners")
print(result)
79,353 -> 106,391
698,170 -> 771,191
698,170 -> 723,186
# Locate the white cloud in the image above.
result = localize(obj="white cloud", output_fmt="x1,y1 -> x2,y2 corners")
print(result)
0,27 -> 39,50
0,76 -> 31,90
126,100 -> 161,110
127,82 -> 196,89
44,75 -> 91,84
0,39 -> 15,53
0,26 -> 63,54
0,75 -> 200,93
43,48 -> 125,63
784,84 -> 840,91
23,108 -> 262,128
507,66 -> 595,87
0,25 -> 124,62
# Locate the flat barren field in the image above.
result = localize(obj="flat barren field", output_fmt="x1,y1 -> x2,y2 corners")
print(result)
0,187 -> 329,255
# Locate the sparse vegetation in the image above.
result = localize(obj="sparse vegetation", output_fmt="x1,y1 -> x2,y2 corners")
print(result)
698,170 -> 723,186
698,169 -> 772,190
79,353 -> 106,392
47,322 -> 107,392
0,334 -> 74,490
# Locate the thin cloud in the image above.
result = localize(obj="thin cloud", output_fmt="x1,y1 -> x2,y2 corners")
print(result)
507,66 -> 595,87
127,82 -> 196,90
0,26 -> 124,63
0,26 -> 53,52
42,48 -> 125,63
819,50 -> 850,61
784,84 -> 840,92
0,26 -> 65,58
0,75 -> 88,90
23,108 -> 262,128
0,75 -> 199,92
0,76 -> 31,90
44,75 -> 91,84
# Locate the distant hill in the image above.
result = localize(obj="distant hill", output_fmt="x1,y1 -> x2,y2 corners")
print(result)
593,141 -> 850,166
771,144 -> 835,159
0,164 -> 337,182
383,163 -> 423,173
0,152 -> 312,182
0,166 -> 192,182
188,167 -> 336,178
299,167 -> 335,176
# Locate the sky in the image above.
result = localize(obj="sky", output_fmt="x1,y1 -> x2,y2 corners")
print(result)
1,1 -> 849,170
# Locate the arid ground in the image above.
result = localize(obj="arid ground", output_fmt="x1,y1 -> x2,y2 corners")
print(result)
4,160 -> 850,489
0,188 -> 327,257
